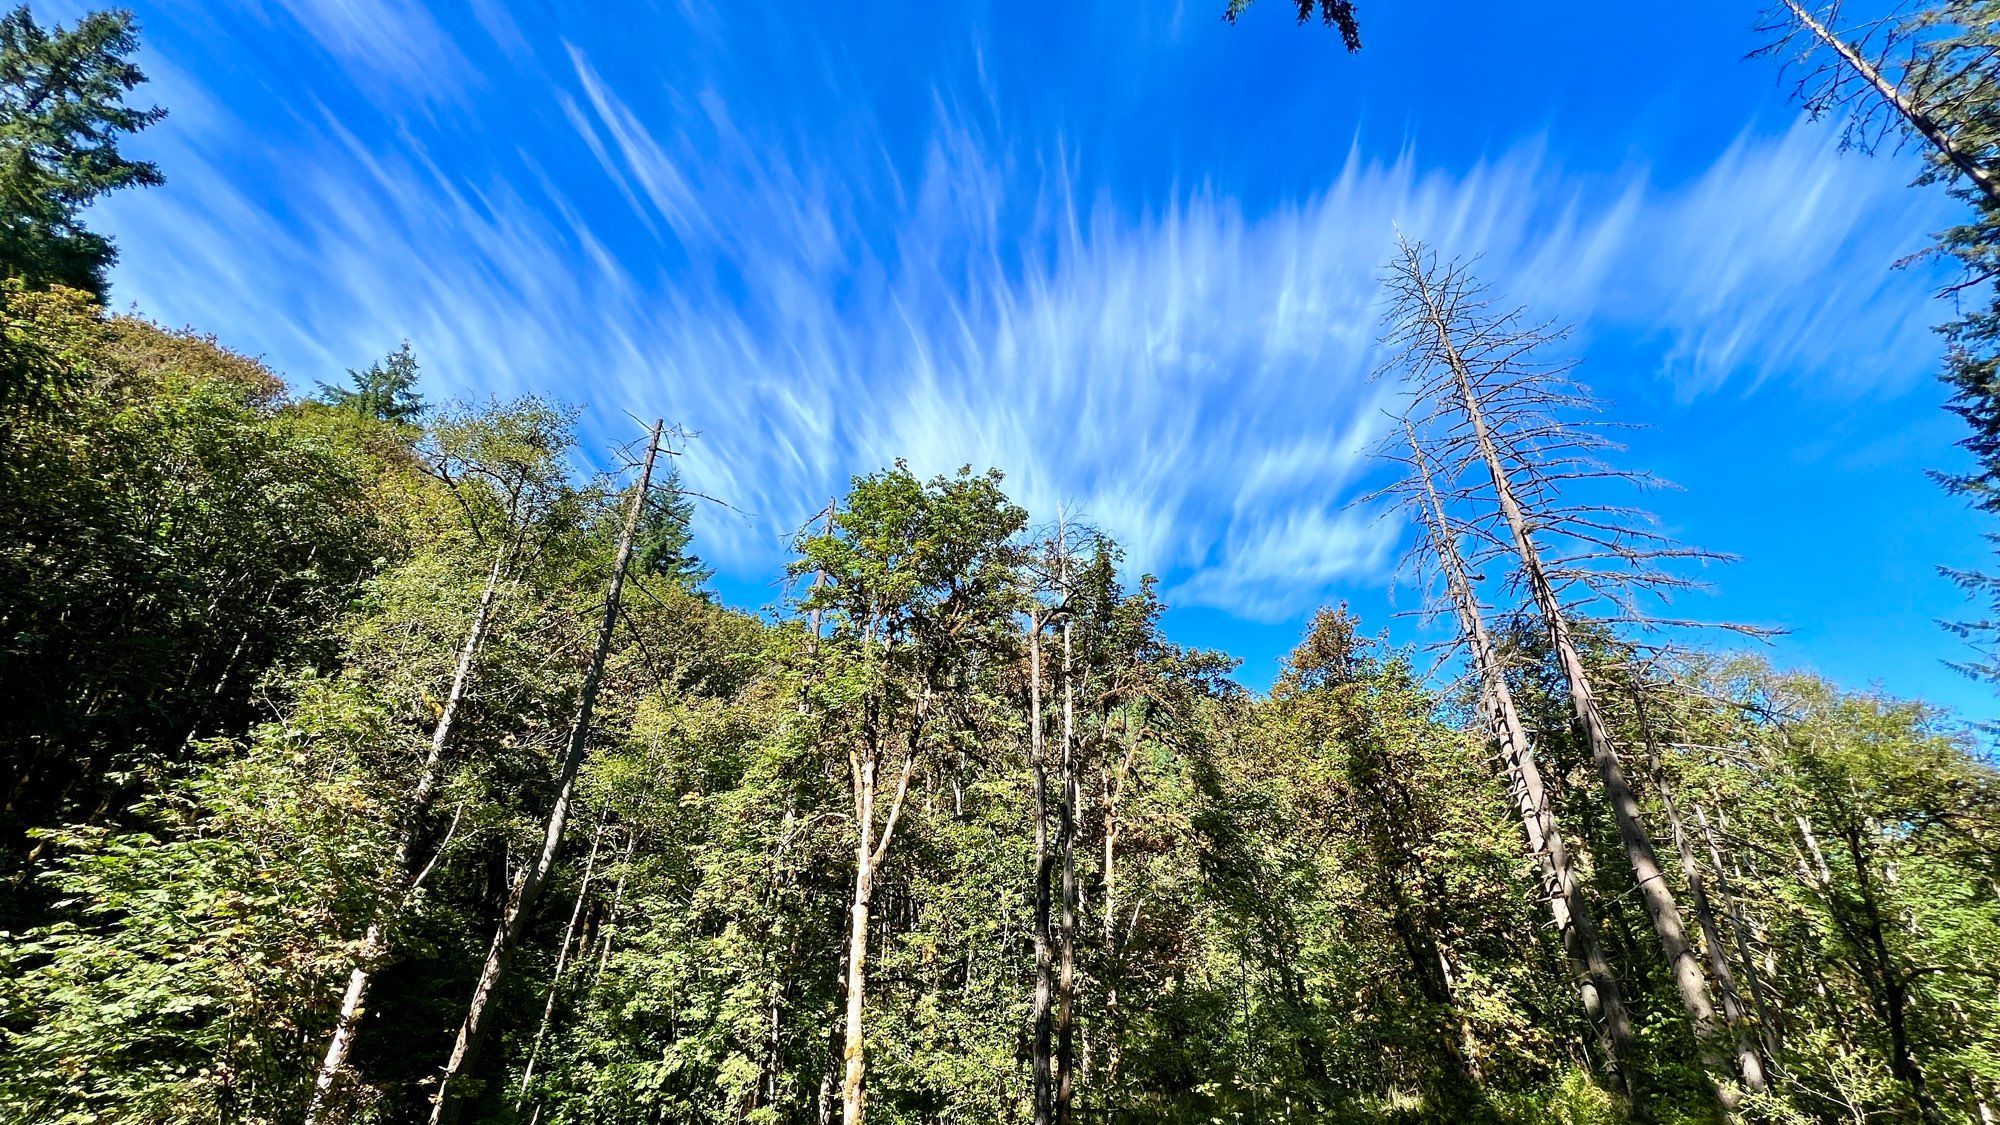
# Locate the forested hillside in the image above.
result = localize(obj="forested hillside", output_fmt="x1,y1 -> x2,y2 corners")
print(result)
2,4 -> 1999,1125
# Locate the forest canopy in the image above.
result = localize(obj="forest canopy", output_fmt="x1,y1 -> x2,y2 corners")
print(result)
1,4 -> 1998,1125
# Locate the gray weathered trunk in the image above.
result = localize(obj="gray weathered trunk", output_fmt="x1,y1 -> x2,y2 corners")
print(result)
1632,694 -> 1769,1096
1775,0 -> 2000,203
1694,803 -> 1784,1062
304,526 -> 517,1125
428,422 -> 664,1125
1406,426 -> 1634,1090
1420,289 -> 1739,1105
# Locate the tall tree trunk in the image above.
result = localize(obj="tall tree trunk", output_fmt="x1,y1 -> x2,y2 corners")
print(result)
429,422 -> 664,1125
1838,818 -> 1939,1122
304,525 -> 518,1125
1426,307 -> 1741,1106
1405,423 -> 1636,1093
1054,608 -> 1079,1125
515,820 -> 607,1112
1775,0 -> 2000,203
839,753 -> 879,1125
1028,610 -> 1055,1125
840,717 -> 919,1125
1099,704 -> 1141,1092
1695,803 -> 1784,1062
1631,692 -> 1768,1096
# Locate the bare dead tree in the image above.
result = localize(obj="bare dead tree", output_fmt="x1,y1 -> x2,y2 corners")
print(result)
1624,654 -> 1796,1072
1758,0 -> 2000,204
1384,420 -> 1637,1095
1382,239 -> 1774,1107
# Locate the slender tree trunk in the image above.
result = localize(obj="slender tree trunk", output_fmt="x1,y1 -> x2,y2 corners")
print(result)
304,526 -> 517,1125
1631,694 -> 1768,1096
1028,610 -> 1055,1125
515,821 -> 607,1112
1054,608 -> 1079,1125
1839,820 -> 1939,1121
1405,423 -> 1635,1093
1426,305 -> 1739,1106
1775,0 -> 2000,203
429,422 -> 664,1125
592,829 -> 635,984
840,753 -> 878,1125
1099,705 -> 1141,1092
1695,803 -> 1783,1062
838,704 -> 920,1125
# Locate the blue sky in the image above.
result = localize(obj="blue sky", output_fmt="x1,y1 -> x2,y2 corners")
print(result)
72,0 -> 1992,720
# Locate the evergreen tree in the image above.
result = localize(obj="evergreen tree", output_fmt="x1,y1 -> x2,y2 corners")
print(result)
317,341 -> 425,425
637,461 -> 713,590
0,4 -> 163,300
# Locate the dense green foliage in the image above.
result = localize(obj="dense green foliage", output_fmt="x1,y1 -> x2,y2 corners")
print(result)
0,5 -> 1996,1125
0,310 -> 1992,1121
0,287 -> 384,891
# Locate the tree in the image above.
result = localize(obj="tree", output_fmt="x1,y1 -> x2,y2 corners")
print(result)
791,463 -> 1026,1125
1386,420 -> 1637,1099
1021,517 -> 1121,1125
318,342 -> 425,425
0,300 -> 381,885
0,5 -> 163,300
427,421 -> 666,1124
303,399 -> 586,1124
1619,669 -> 1772,1098
1384,239 -> 1766,1108
1024,527 -> 1063,1125
1658,659 -> 2000,1121
637,460 -> 713,589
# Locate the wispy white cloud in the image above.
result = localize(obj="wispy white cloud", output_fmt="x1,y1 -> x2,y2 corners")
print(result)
95,19 -> 1954,624
1635,125 -> 1948,398
249,0 -> 467,99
